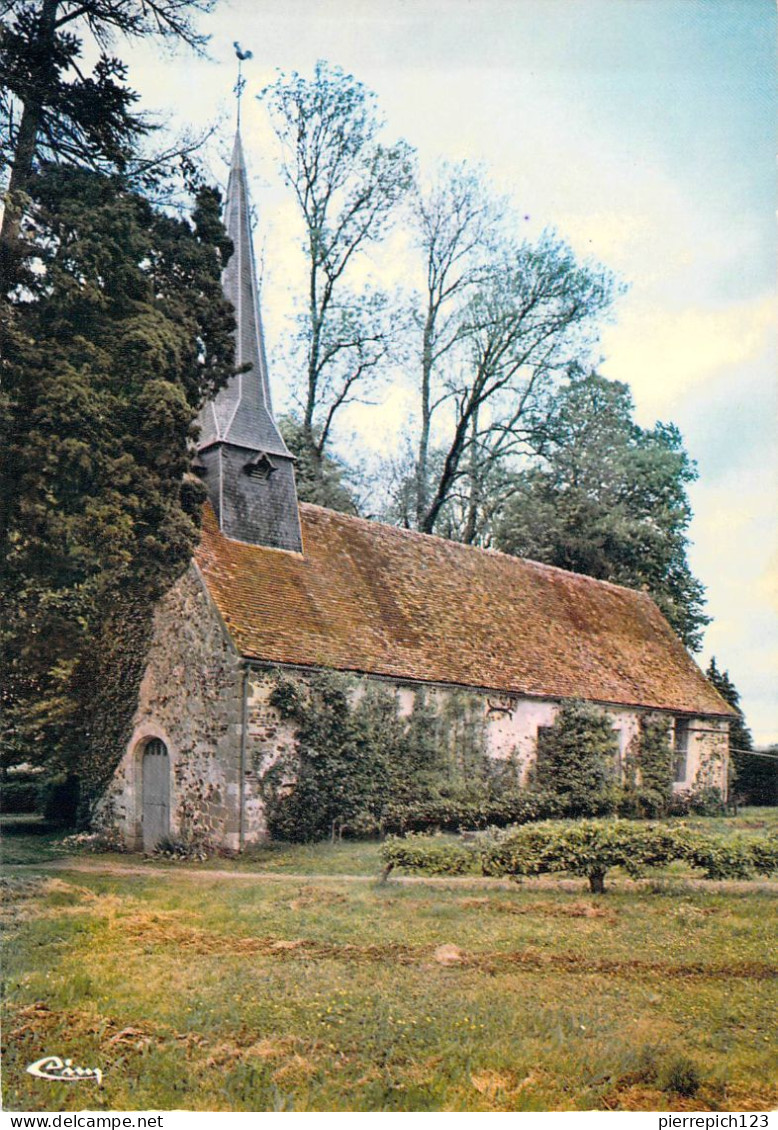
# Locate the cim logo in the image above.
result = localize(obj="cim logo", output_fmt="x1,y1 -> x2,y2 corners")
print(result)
27,1056 -> 103,1085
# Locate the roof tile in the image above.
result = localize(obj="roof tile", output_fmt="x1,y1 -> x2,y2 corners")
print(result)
195,503 -> 734,717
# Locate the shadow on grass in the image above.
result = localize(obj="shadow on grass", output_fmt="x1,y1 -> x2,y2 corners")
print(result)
1,814 -> 71,865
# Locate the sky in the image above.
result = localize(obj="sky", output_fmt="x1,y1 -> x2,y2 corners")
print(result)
124,0 -> 777,743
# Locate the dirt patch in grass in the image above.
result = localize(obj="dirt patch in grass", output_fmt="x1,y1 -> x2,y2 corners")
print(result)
458,897 -> 616,920
602,1077 -> 778,1113
112,912 -> 778,981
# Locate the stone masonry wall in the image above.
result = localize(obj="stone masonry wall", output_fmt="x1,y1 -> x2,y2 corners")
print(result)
97,566 -> 244,851
101,626 -> 728,850
236,670 -> 729,842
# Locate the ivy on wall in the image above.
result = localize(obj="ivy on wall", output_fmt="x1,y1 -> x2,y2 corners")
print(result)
259,677 -> 726,841
259,670 -> 499,841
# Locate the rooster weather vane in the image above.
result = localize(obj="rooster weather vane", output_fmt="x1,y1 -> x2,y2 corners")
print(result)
233,42 -> 253,128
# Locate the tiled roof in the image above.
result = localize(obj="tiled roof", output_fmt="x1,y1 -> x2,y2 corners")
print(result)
195,502 -> 734,717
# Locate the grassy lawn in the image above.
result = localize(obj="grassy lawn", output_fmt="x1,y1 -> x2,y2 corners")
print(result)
2,813 -> 777,1112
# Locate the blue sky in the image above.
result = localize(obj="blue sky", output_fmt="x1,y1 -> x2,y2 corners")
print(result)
128,0 -> 777,741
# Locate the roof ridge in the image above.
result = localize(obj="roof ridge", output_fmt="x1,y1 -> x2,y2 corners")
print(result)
296,501 -> 657,603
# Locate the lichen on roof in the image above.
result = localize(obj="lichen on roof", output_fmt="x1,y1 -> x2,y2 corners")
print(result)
195,502 -> 735,718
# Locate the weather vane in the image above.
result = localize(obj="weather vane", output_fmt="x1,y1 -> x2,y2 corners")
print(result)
233,42 -> 253,129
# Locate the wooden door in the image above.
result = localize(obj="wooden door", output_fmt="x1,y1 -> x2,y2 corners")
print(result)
142,739 -> 170,852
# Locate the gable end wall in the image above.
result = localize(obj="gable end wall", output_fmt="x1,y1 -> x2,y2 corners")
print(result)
96,566 -> 245,850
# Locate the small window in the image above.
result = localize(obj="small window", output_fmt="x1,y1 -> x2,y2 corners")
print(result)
673,719 -> 690,782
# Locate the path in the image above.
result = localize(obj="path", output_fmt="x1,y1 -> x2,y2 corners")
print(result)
6,856 -> 778,894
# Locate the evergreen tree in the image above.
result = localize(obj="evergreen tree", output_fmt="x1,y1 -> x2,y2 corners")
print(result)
706,658 -> 775,806
0,166 -> 235,804
1,0 -> 212,291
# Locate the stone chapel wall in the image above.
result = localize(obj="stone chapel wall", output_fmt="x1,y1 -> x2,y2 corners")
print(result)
96,566 -> 245,850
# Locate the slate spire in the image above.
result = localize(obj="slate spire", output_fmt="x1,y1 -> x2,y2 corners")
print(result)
196,131 -> 303,552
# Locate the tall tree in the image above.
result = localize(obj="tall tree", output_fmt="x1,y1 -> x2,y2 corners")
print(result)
391,234 -> 616,536
494,370 -> 709,650
705,659 -> 776,805
408,162 -> 505,528
0,166 -> 235,804
278,415 -> 359,515
0,0 -> 212,290
258,61 -> 414,471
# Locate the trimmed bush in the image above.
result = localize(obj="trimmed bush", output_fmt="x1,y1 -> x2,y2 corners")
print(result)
659,1058 -> 702,1097
667,786 -> 726,817
381,833 -> 481,877
381,819 -> 778,892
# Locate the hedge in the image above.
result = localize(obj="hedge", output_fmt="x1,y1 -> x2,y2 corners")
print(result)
381,819 -> 778,893
0,779 -> 41,814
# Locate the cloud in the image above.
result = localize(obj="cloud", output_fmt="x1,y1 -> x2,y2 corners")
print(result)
600,293 -> 775,419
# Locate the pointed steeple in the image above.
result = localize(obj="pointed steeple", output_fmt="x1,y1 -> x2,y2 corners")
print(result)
196,131 -> 302,552
198,133 -> 290,457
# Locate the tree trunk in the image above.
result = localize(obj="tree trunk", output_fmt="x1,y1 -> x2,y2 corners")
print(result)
462,404 -> 481,544
1,0 -> 59,294
415,302 -> 435,527
588,870 -> 606,895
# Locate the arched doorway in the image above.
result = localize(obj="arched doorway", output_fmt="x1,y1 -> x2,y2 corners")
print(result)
142,738 -> 170,852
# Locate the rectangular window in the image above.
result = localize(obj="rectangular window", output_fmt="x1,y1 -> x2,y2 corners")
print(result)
673,719 -> 690,783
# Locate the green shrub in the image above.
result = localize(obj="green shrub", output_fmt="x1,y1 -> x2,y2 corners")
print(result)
0,779 -> 41,813
533,700 -> 620,816
667,786 -> 726,817
748,836 -> 778,876
659,1057 -> 701,1097
381,833 -> 481,877
380,788 -> 562,835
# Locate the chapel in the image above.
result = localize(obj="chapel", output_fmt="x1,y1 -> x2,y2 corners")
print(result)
100,132 -> 735,851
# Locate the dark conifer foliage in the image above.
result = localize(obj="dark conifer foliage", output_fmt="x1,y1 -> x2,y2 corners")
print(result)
494,371 -> 709,651
0,167 -> 235,801
706,658 -> 776,806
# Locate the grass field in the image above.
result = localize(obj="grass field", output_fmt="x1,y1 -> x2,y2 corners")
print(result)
2,811 -> 777,1112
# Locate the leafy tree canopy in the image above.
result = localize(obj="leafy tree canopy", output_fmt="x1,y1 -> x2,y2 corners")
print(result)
494,369 -> 709,650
